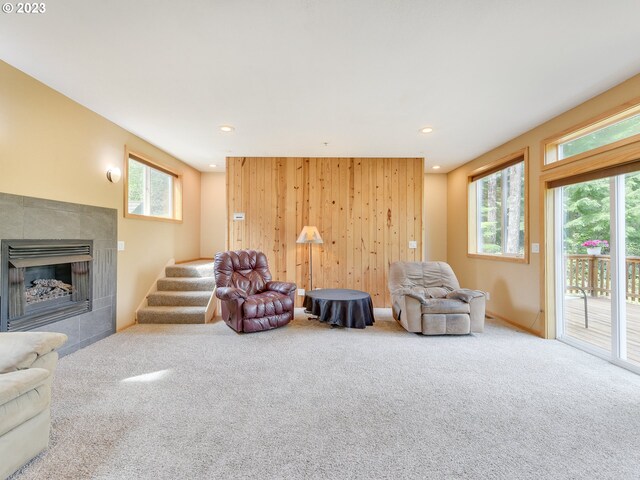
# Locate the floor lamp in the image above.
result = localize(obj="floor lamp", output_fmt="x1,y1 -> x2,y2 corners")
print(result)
296,226 -> 323,291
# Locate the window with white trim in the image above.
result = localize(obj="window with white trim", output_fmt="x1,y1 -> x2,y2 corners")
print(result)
468,151 -> 527,260
125,151 -> 182,221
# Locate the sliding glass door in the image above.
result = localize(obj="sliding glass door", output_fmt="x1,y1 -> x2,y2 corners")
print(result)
557,178 -> 612,353
625,171 -> 640,366
555,171 -> 640,372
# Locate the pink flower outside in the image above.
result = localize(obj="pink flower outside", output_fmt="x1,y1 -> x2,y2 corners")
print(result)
582,240 -> 609,248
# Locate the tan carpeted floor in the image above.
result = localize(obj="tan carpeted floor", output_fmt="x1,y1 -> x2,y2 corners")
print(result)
11,310 -> 640,479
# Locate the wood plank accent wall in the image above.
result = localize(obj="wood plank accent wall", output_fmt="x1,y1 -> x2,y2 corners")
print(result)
226,157 -> 424,307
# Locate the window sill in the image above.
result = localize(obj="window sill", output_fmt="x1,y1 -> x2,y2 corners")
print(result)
124,212 -> 183,224
467,252 -> 529,264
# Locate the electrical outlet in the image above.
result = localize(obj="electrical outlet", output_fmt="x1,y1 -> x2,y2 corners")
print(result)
485,292 -> 491,301
117,241 -> 125,251
297,288 -> 306,296
408,240 -> 417,249
531,243 -> 540,254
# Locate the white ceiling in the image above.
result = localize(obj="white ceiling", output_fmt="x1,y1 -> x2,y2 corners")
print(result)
2,1 -> 640,173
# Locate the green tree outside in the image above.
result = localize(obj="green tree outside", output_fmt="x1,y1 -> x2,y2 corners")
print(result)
563,172 -> 640,256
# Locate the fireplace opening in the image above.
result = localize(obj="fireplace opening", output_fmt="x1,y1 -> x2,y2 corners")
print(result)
25,264 -> 73,306
1,240 -> 93,332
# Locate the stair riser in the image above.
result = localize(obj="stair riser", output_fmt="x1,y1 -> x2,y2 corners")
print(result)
147,293 -> 210,307
165,266 -> 215,278
137,312 -> 205,324
157,279 -> 215,291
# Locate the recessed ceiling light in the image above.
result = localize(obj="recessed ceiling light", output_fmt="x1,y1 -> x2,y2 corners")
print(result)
209,164 -> 217,168
432,165 -> 441,170
219,125 -> 234,132
420,127 -> 433,134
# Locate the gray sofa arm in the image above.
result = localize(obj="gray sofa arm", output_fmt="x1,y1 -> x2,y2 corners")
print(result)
469,295 -> 486,333
0,368 -> 50,407
391,287 -> 431,304
0,332 -> 68,374
445,288 -> 485,303
392,294 -> 423,333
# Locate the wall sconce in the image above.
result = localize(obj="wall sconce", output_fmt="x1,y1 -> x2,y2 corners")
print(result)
106,167 -> 122,183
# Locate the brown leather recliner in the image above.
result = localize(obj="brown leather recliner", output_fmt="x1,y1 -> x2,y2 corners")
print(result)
214,250 -> 296,333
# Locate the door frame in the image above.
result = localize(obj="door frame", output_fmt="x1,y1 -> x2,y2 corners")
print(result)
544,169 -> 640,375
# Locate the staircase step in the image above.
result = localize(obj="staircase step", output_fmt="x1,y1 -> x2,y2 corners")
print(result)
137,259 -> 217,325
166,262 -> 215,278
147,291 -> 211,307
137,306 -> 207,324
157,277 -> 215,292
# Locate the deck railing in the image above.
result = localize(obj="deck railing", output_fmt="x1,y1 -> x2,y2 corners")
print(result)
566,254 -> 640,302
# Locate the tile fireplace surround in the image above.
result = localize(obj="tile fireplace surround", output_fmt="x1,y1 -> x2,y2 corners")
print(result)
0,193 -> 117,355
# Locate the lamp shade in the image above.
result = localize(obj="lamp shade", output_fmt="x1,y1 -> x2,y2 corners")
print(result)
296,226 -> 323,244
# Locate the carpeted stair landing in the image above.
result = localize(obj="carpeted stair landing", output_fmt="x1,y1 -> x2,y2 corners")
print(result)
136,260 -> 216,324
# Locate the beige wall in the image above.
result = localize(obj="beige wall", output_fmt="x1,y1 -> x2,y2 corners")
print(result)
0,61 -> 202,331
424,173 -> 447,261
200,172 -> 227,258
447,73 -> 640,336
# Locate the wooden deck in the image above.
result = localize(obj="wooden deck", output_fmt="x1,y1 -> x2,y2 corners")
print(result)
564,295 -> 640,364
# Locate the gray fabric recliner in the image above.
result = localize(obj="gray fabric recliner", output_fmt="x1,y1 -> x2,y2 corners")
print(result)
0,332 -> 67,479
389,261 -> 486,335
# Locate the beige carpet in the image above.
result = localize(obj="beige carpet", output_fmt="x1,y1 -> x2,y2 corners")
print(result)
11,310 -> 640,479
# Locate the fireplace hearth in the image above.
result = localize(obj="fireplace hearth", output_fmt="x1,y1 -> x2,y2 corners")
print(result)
1,240 -> 93,332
